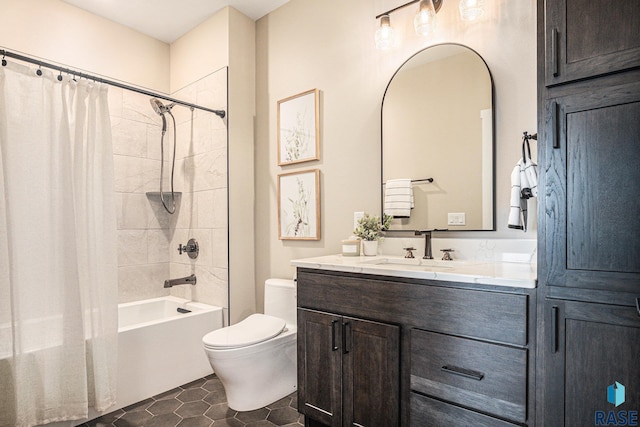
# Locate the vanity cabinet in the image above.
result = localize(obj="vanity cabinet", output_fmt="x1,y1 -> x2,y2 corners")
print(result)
543,0 -> 640,86
537,0 -> 640,424
297,308 -> 400,427
296,268 -> 536,427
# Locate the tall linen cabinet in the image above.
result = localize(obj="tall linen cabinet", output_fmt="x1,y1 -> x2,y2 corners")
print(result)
536,0 -> 640,425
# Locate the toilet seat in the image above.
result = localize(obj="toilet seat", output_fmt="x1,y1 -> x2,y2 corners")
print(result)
203,313 -> 286,350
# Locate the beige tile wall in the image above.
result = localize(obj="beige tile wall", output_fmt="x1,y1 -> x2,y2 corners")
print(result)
111,69 -> 228,312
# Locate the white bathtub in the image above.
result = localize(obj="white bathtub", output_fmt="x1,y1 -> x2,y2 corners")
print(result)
81,296 -> 223,423
115,297 -> 222,406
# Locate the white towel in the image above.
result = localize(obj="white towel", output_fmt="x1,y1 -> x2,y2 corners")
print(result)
508,157 -> 538,231
384,179 -> 414,218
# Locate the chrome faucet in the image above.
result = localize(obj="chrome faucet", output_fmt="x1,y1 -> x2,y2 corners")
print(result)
164,274 -> 197,288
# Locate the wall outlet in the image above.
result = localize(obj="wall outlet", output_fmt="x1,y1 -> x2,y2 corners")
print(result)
448,212 -> 466,226
354,211 -> 365,230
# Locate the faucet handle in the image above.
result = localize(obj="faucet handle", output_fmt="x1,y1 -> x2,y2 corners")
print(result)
440,249 -> 454,261
177,238 -> 199,259
403,247 -> 416,259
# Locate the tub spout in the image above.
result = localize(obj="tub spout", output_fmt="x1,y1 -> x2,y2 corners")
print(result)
164,274 -> 197,288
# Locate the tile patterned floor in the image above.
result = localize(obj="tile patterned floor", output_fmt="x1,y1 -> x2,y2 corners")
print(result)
81,375 -> 304,427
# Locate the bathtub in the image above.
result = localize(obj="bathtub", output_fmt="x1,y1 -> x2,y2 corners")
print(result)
82,296 -> 223,423
1,296 -> 222,427
115,297 -> 222,407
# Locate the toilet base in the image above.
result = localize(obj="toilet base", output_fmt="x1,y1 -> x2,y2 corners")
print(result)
205,328 -> 297,412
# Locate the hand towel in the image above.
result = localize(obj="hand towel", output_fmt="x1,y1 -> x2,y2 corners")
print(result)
508,154 -> 538,231
384,178 -> 414,218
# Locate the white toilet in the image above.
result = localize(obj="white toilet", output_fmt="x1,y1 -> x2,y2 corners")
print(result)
202,278 -> 297,411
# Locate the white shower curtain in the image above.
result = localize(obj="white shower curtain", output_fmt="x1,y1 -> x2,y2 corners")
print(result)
0,61 -> 118,426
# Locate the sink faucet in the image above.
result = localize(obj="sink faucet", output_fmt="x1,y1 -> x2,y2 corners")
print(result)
164,274 -> 197,288
415,230 -> 433,259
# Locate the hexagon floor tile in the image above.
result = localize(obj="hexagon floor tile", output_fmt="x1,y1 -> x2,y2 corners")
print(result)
82,374 -> 304,427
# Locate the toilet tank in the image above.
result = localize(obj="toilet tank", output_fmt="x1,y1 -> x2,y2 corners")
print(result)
264,278 -> 297,326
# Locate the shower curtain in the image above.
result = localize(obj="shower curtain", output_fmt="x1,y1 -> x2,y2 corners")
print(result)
0,61 -> 118,426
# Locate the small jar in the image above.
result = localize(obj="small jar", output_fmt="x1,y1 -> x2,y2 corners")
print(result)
341,239 -> 361,256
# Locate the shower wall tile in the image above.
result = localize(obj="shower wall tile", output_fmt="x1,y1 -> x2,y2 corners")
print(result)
148,230 -> 170,264
176,120 -> 195,160
113,155 -> 159,193
197,190 -> 227,230
185,149 -> 227,192
123,90 -> 162,126
116,193 -> 151,230
212,128 -> 227,151
114,69 -> 228,309
111,117 -> 148,158
118,263 -> 169,303
117,230 -> 148,266
211,228 -> 228,269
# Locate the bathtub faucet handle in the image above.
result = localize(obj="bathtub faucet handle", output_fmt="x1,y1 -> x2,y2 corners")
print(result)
178,238 -> 199,259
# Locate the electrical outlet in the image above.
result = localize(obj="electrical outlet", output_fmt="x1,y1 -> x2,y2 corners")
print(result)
354,211 -> 365,230
448,213 -> 466,226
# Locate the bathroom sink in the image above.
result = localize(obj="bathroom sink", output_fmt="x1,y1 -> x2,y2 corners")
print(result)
358,257 -> 457,270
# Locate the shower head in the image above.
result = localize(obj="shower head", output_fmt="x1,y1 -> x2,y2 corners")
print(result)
150,98 -> 175,115
150,98 -> 174,132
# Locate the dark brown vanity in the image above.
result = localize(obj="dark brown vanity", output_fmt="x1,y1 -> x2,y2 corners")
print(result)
294,262 -> 536,426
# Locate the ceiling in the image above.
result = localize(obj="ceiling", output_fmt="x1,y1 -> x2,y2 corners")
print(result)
62,0 -> 290,43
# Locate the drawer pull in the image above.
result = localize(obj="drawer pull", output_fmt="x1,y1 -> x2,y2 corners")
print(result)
636,298 -> 640,317
343,321 -> 351,354
551,27 -> 559,77
331,320 -> 339,351
441,365 -> 484,381
551,306 -> 559,353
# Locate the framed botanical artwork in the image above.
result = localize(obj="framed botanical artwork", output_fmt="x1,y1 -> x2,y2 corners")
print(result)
278,169 -> 320,240
277,88 -> 320,166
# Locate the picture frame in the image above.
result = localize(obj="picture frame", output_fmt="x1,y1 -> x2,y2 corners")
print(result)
277,88 -> 320,166
278,169 -> 321,240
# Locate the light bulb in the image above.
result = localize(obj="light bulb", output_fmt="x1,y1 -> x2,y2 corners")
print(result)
375,15 -> 396,50
459,0 -> 485,21
414,0 -> 437,36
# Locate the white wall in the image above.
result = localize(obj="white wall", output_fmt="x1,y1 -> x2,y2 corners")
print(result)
255,0 -> 537,309
0,0 -> 170,92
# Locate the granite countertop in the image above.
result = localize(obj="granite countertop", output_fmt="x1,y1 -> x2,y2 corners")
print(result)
291,254 -> 537,289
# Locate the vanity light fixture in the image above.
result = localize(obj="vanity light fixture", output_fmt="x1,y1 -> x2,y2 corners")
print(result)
375,14 -> 397,50
375,0 -> 484,49
414,0 -> 438,36
459,0 -> 485,21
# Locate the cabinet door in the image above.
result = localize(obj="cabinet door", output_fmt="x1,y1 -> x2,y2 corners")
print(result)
298,308 -> 343,427
342,317 -> 400,427
542,79 -> 640,295
544,0 -> 640,86
540,299 -> 640,426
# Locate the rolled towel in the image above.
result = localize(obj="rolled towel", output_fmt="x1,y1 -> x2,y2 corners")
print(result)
384,178 -> 414,218
508,157 -> 538,231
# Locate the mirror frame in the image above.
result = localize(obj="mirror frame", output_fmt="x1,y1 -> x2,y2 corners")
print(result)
380,43 -> 496,232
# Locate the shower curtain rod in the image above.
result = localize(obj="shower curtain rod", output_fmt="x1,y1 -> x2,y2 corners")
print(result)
0,49 -> 226,119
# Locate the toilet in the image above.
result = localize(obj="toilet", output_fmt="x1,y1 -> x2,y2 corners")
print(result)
202,278 -> 297,411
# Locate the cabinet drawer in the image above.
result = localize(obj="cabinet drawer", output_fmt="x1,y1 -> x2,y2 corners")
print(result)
410,329 -> 527,423
410,392 -> 520,427
297,270 -> 529,346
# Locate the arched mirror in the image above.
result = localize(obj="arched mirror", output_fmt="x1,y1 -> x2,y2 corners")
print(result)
382,43 -> 495,231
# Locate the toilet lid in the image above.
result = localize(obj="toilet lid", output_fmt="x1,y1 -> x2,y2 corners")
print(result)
203,313 -> 286,349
